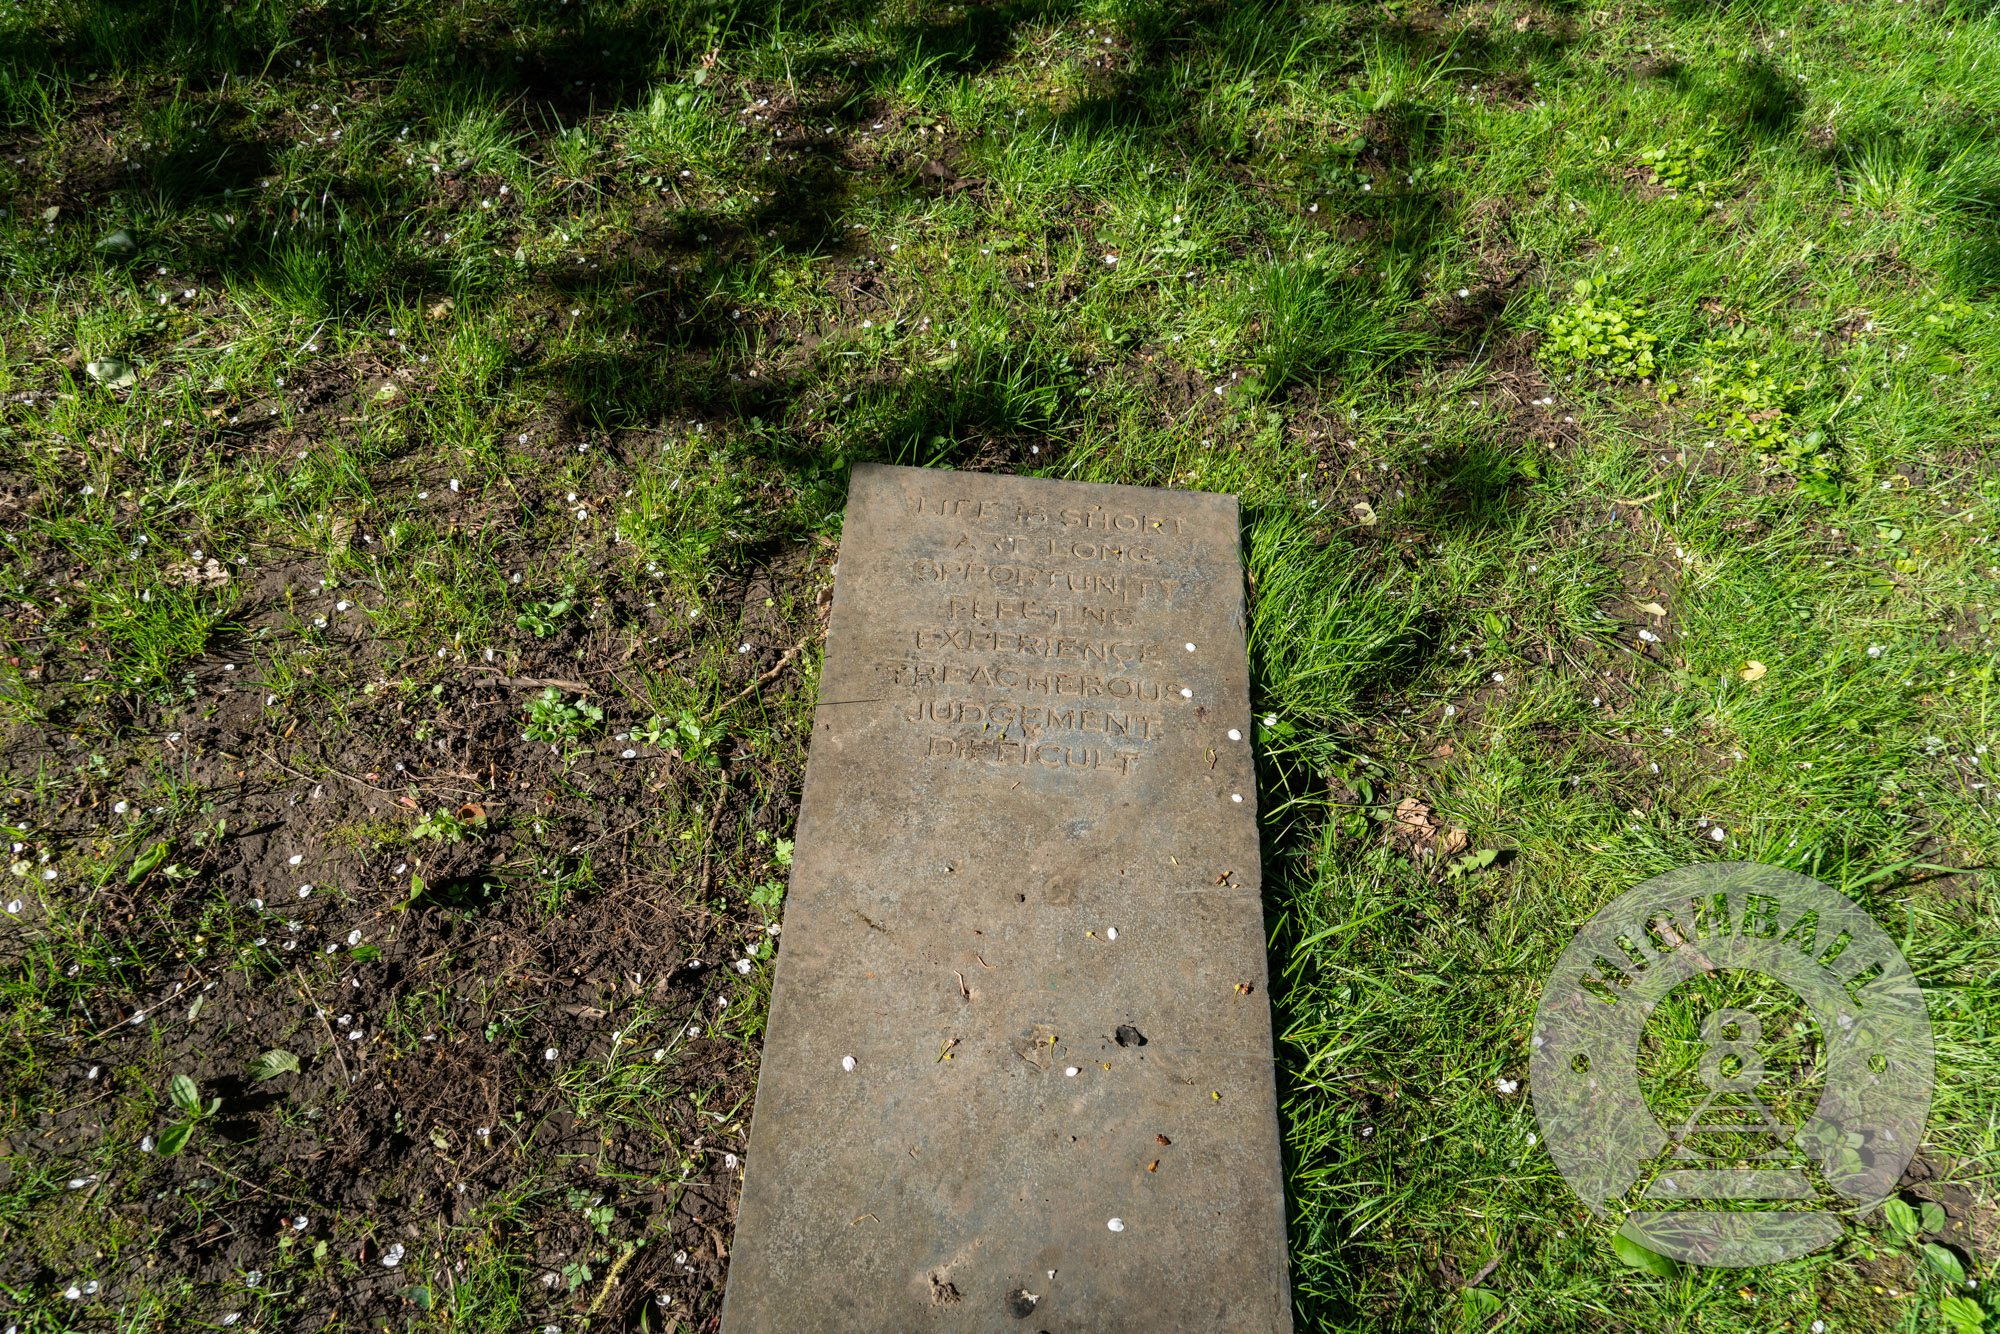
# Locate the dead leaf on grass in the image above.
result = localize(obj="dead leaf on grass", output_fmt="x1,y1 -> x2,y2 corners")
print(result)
1353,500 -> 1379,526
1637,602 -> 1667,618
165,557 -> 231,588
1740,660 -> 1767,682
1388,796 -> 1472,863
427,298 -> 454,320
85,358 -> 137,389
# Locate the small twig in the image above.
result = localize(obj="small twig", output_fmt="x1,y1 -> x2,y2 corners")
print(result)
199,1156 -> 272,1201
696,796 -> 731,893
607,668 -> 654,716
583,1238 -> 645,1324
293,967 -> 353,1089
578,813 -> 651,852
458,666 -> 594,694
260,748 -> 396,796
705,629 -> 822,721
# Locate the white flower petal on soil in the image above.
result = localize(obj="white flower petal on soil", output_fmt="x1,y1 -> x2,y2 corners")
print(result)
380,1243 -> 405,1268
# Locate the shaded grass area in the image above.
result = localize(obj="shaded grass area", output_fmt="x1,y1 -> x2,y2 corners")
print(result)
2,0 -> 2000,1328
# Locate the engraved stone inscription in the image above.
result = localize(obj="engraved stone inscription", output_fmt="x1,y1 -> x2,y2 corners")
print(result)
722,464 -> 1291,1333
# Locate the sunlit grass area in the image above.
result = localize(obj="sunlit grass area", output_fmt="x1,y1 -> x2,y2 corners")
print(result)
2,0 -> 1998,1327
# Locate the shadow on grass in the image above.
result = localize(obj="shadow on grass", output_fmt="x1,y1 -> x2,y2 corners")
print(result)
4,0 -> 1937,1324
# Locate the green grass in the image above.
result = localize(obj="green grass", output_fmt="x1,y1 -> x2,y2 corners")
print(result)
2,0 -> 1999,1327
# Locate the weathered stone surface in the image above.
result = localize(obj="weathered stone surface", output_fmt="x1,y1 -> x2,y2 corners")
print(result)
723,463 -> 1290,1333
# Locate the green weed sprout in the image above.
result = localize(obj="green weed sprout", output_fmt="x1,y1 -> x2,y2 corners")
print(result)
748,832 -> 794,919
409,806 -> 485,844
515,586 -> 575,639
524,688 -> 603,760
159,1074 -> 220,1156
1637,117 -> 1730,206
636,713 -> 720,768
1660,342 -> 1840,501
1875,1200 -> 1982,1330
1542,280 -> 1659,381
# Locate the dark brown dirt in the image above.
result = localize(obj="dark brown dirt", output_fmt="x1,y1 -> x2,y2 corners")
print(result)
0,452 -> 831,1328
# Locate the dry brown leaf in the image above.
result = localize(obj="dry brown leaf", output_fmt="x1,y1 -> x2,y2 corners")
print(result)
427,298 -> 454,320
1740,660 -> 1768,682
329,516 -> 357,550
1353,500 -> 1379,526
1438,828 -> 1470,857
1392,796 -> 1434,838
165,557 -> 231,588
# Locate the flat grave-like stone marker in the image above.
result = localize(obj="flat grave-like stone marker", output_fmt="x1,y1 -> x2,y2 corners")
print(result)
723,463 -> 1291,1333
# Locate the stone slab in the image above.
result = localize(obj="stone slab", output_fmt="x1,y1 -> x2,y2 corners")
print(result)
722,463 -> 1291,1333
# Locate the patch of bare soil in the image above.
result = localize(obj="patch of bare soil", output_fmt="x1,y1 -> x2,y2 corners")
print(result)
0,515 -> 831,1328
